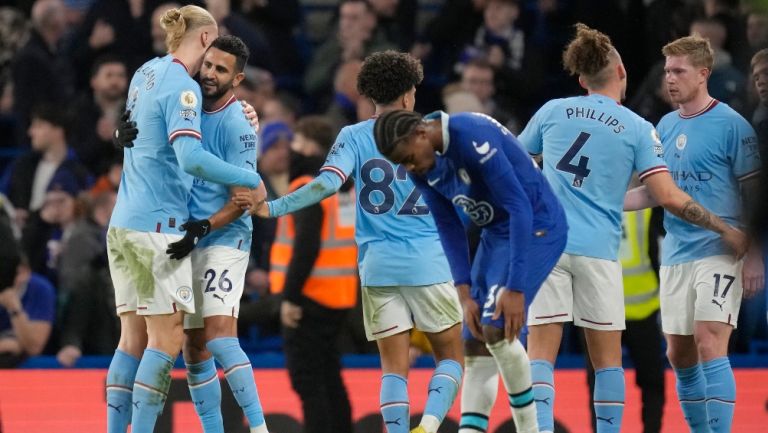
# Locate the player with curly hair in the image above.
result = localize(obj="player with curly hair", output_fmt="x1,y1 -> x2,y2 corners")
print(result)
240,50 -> 464,433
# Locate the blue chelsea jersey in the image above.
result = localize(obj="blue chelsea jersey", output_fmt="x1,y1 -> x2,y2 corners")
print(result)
414,111 -> 567,289
188,95 -> 257,251
110,55 -> 203,234
518,93 -> 668,260
657,100 -> 760,265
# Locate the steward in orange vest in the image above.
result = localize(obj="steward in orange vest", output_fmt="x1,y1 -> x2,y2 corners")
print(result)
269,174 -> 358,308
267,117 -> 358,433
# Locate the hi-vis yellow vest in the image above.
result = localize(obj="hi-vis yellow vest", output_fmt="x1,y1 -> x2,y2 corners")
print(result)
269,176 -> 358,309
619,209 -> 660,320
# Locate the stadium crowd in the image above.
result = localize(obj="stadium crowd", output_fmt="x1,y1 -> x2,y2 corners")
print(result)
0,1 -> 766,432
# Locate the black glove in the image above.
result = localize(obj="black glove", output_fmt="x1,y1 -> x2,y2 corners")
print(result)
113,111 -> 138,149
166,219 -> 212,260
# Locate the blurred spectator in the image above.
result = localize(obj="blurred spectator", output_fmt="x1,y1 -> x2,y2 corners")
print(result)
643,0 -> 698,67
703,0 -> 750,72
206,0 -> 273,71
369,0 -> 416,51
0,7 -> 29,105
326,60 -> 371,133
260,94 -> 299,128
304,0 -> 396,109
61,0 -> 93,28
747,10 -> 768,47
746,11 -> 768,69
56,190 -> 119,367
748,48 -> 768,272
149,2 -> 180,56
270,115 -> 356,433
256,121 -> 291,201
69,55 -> 126,175
629,62 -> 675,126
12,0 -> 74,146
442,87 -> 484,114
238,0 -> 302,77
0,257 -> 56,367
690,17 -> 747,113
414,0 -> 486,72
458,0 -> 524,73
88,160 -> 121,196
234,65 -> 276,114
67,0 -> 154,91
518,0 -> 576,107
22,167 -> 88,282
1,105 -> 90,230
458,58 -> 519,131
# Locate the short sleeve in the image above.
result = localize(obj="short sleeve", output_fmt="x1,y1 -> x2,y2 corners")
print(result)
518,100 -> 556,156
634,119 -> 668,181
728,117 -> 761,181
320,127 -> 357,182
164,81 -> 203,143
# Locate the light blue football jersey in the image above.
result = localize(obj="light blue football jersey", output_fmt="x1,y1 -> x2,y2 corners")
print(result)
657,100 -> 760,265
188,95 -> 257,251
321,119 -> 452,286
110,55 -> 202,234
518,93 -> 668,260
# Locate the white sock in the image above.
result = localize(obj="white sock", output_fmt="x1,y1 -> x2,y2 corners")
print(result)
420,414 -> 441,432
459,356 -> 498,433
486,339 -> 539,433
250,422 -> 268,433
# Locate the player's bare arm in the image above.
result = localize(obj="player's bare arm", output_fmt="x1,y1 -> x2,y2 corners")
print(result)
625,172 -> 748,258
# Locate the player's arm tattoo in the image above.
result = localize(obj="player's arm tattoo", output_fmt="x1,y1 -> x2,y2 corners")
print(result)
678,199 -> 728,234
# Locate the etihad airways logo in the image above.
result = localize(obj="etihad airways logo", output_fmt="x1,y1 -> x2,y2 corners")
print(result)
670,170 -> 712,182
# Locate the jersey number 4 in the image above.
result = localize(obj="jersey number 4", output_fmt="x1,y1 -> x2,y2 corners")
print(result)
556,132 -> 592,187
359,159 -> 429,216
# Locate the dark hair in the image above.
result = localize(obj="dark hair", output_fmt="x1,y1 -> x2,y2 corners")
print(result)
210,35 -> 250,73
357,50 -> 423,105
31,104 -> 68,131
295,115 -> 335,152
90,54 -> 125,78
340,0 -> 374,13
373,110 -> 423,158
562,23 -> 615,88
463,57 -> 495,73
0,212 -> 20,290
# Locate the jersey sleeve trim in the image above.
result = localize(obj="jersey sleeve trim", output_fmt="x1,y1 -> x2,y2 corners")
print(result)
638,165 -> 669,180
737,168 -> 761,182
319,166 -> 347,183
169,129 -> 202,142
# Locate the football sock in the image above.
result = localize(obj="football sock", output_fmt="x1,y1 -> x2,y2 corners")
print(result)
420,359 -> 462,433
486,339 -> 538,433
703,357 -> 736,433
674,364 -> 709,433
530,359 -> 555,433
131,348 -> 175,433
594,367 -> 625,433
186,357 -> 223,433
207,337 -> 266,430
106,349 -> 140,433
381,373 -> 410,433
459,356 -> 498,433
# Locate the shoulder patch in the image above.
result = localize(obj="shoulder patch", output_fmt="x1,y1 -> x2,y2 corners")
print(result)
180,90 -> 198,109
